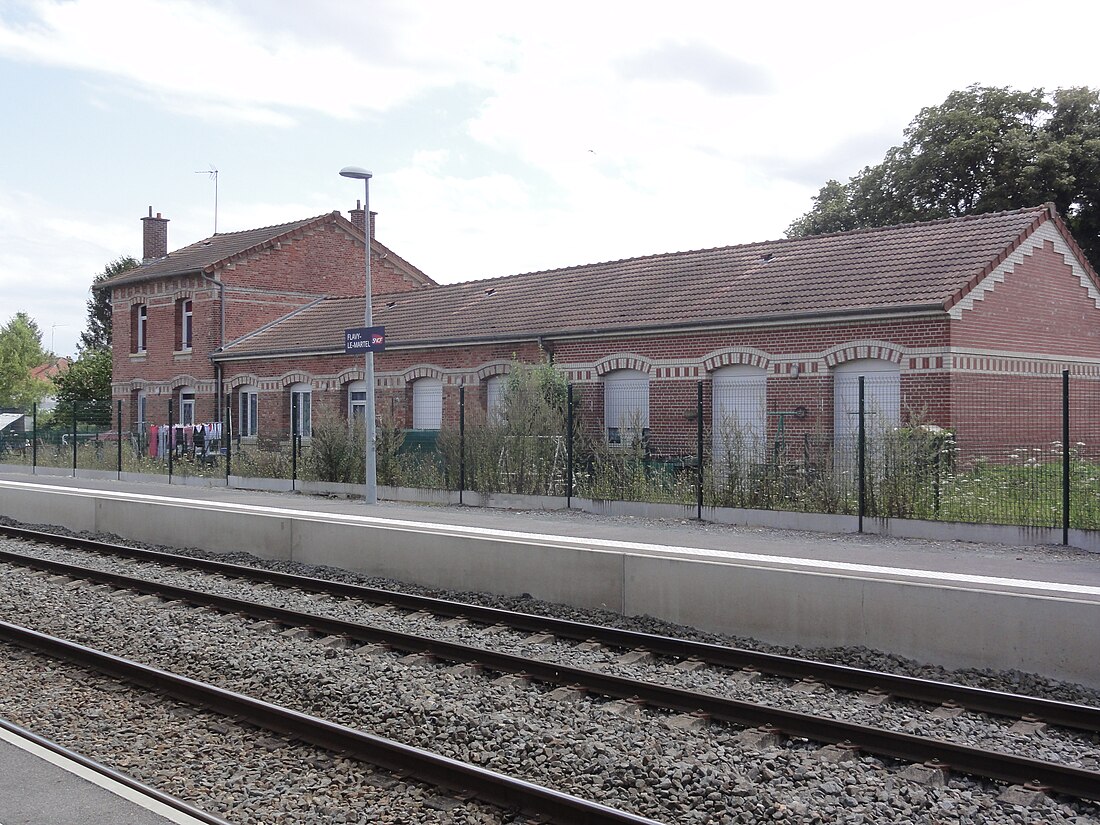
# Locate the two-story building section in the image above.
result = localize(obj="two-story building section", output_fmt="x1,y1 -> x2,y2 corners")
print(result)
102,205 -> 435,431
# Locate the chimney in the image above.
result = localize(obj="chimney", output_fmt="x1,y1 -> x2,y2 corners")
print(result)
142,206 -> 169,261
348,201 -> 376,239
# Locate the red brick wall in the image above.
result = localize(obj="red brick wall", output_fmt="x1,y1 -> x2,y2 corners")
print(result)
951,239 -> 1100,358
109,216 -> 437,429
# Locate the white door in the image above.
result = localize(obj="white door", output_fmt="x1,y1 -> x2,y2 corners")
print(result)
603,369 -> 649,444
712,365 -> 767,466
833,359 -> 901,452
412,378 -> 443,430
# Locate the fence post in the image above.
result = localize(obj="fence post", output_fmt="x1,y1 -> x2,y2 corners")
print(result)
291,393 -> 298,491
225,395 -> 232,484
459,385 -> 466,504
116,400 -> 122,480
71,404 -> 77,477
858,376 -> 866,534
31,403 -> 37,473
566,383 -> 574,508
696,380 -> 703,520
168,400 -> 175,484
1063,368 -> 1070,546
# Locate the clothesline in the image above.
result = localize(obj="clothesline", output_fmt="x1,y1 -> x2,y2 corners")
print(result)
145,422 -> 223,459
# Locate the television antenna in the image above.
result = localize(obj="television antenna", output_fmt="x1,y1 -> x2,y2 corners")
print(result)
194,165 -> 219,234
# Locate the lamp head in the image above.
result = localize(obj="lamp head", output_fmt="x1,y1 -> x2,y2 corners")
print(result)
339,166 -> 373,180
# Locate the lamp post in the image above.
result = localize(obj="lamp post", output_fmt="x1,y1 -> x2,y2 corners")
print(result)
340,166 -> 377,504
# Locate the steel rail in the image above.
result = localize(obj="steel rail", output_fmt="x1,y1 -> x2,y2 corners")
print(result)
2,524 -> 1097,734
0,620 -> 662,825
4,547 -> 1100,801
0,716 -> 233,825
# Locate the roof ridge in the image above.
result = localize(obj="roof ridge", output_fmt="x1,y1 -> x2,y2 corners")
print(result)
436,204 -> 1054,288
793,204 -> 1050,244
206,213 -> 330,241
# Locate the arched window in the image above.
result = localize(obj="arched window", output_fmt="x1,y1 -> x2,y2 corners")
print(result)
348,380 -> 367,424
412,377 -> 443,430
238,385 -> 259,438
603,369 -> 649,445
289,382 -> 312,437
486,375 -> 506,423
833,358 -> 900,450
711,365 -> 768,467
131,304 -> 148,353
177,387 -> 196,426
135,391 -> 147,427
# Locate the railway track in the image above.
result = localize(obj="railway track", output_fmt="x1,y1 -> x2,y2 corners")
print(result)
0,524 -> 1095,730
0,620 -> 660,825
1,526 -> 1099,806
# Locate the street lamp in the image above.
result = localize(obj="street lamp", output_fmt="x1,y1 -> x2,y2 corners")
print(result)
339,166 -> 377,504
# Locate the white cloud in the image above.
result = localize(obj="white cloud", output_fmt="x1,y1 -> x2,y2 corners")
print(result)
0,0 -> 492,125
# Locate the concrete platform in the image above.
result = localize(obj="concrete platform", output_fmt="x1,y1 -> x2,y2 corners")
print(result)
0,718 -> 222,825
2,473 -> 1099,690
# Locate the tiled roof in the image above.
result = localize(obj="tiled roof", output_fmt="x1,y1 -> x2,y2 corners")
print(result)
30,358 -> 70,380
218,206 -> 1056,358
100,214 -> 337,287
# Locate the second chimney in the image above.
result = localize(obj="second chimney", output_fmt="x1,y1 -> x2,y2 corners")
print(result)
142,207 -> 169,261
348,201 -> 376,239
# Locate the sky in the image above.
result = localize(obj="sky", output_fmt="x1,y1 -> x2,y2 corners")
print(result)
1,0 -> 1099,359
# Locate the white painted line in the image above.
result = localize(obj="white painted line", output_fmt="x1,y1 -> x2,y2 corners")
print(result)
0,725 -> 208,824
3,479 -> 1099,599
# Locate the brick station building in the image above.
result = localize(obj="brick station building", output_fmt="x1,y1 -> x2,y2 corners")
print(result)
105,203 -> 1100,461
104,205 -> 434,432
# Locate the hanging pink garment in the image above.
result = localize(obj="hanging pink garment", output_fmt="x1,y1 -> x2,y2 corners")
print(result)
149,425 -> 158,458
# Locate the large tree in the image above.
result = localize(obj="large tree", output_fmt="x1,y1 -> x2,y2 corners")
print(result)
787,84 -> 1100,271
80,255 -> 138,352
0,313 -> 50,409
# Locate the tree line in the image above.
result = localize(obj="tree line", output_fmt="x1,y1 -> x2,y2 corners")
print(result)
786,84 -> 1100,272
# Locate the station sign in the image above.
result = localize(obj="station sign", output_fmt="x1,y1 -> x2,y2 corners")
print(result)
344,325 -> 386,353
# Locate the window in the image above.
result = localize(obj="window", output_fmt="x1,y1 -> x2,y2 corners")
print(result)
348,380 -> 367,424
412,377 -> 443,430
131,304 -> 147,353
181,299 -> 193,350
239,386 -> 259,437
136,391 -> 147,426
179,388 -> 195,426
711,365 -> 768,466
603,369 -> 649,445
290,382 -> 312,437
486,375 -> 506,423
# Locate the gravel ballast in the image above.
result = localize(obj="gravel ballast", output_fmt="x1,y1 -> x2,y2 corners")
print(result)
0,542 -> 1098,823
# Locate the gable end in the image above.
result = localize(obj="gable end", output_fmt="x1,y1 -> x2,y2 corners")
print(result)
948,220 -> 1100,320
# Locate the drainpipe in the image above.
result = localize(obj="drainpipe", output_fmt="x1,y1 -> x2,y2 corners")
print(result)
200,272 -> 226,422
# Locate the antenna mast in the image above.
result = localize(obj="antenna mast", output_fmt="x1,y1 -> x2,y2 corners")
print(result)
194,166 -> 219,234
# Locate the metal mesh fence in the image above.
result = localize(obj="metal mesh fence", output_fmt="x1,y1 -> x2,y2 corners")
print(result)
944,374 -> 1064,528
1070,375 -> 1100,530
4,371 -> 1099,533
